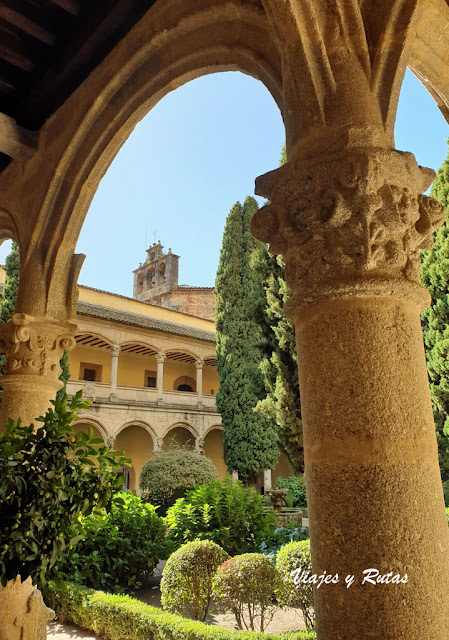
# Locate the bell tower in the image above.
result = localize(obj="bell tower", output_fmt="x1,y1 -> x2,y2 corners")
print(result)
133,241 -> 179,302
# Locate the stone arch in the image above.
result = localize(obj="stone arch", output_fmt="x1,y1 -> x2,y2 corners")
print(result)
0,209 -> 19,245
166,349 -> 201,362
0,0 -> 283,320
72,416 -> 109,443
75,330 -> 115,348
114,419 -> 156,492
202,425 -> 227,480
115,418 -> 157,446
119,340 -> 159,356
173,375 -> 196,392
163,421 -> 198,450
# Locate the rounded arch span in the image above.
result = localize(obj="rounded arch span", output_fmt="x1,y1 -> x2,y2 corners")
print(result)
0,209 -> 19,245
10,0 -> 283,293
75,330 -> 115,348
119,340 -> 159,355
408,6 -> 449,126
166,349 -> 202,362
162,421 -> 198,440
114,419 -> 157,447
72,416 -> 109,442
203,424 -> 223,438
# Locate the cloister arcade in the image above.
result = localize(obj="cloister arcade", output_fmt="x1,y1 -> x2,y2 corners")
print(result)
1,0 -> 449,637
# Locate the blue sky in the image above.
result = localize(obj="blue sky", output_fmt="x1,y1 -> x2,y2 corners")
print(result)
1,69 -> 448,294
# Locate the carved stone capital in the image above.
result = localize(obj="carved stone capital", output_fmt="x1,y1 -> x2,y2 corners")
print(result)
156,352 -> 165,364
196,359 -> 204,369
252,148 -> 444,312
0,313 -> 77,378
110,344 -> 121,358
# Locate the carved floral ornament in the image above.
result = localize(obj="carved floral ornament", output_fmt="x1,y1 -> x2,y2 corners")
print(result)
251,148 -> 444,311
0,313 -> 76,378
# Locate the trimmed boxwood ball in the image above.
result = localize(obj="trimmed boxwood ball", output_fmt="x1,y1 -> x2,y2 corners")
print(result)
161,540 -> 229,621
139,446 -> 217,512
275,540 -> 315,630
213,553 -> 280,632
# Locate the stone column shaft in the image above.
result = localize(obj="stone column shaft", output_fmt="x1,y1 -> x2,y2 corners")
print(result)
110,345 -> 120,396
196,359 -> 203,406
263,469 -> 272,492
156,353 -> 165,402
252,147 -> 449,640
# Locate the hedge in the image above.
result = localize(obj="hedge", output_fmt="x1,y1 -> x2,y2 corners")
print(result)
44,581 -> 316,640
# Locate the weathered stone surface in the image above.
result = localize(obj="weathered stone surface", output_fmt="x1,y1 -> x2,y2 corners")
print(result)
0,577 -> 54,640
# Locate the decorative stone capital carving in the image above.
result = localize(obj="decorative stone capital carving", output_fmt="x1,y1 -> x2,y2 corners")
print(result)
0,577 -> 54,640
196,359 -> 204,369
0,313 -> 76,379
110,344 -> 120,358
156,352 -> 165,364
155,437 -> 163,451
252,148 -> 444,312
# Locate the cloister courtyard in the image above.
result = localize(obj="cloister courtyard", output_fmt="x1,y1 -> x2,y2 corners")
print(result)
2,1 -> 449,640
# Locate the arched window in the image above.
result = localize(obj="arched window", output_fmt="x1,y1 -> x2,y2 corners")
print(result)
177,383 -> 193,392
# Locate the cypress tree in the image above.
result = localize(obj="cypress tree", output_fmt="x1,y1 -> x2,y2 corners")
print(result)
256,145 -> 304,473
0,242 -> 70,391
215,197 -> 279,483
421,143 -> 449,481
256,253 -> 304,473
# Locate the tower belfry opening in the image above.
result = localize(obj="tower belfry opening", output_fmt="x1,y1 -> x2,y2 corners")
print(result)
132,241 -> 215,321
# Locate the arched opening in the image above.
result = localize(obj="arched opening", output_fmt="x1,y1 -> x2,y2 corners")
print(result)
203,428 -> 227,480
163,425 -> 195,450
173,376 -> 196,393
72,422 -> 106,443
114,425 -> 154,492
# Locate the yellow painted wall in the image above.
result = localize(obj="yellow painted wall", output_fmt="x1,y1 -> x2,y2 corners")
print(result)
0,265 -> 5,284
163,359 -> 197,391
116,353 -> 157,387
68,346 -> 111,382
115,426 -> 154,492
203,429 -> 228,480
203,367 -> 219,395
79,286 -> 214,332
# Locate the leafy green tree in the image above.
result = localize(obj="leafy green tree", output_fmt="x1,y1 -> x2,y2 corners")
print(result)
421,144 -> 449,481
256,145 -> 303,473
215,197 -> 279,482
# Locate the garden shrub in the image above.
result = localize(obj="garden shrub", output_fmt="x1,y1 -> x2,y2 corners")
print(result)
44,580 -> 316,640
276,540 -> 315,630
213,553 -> 280,632
276,477 -> 307,509
165,478 -> 278,555
56,491 -> 167,591
161,540 -> 229,621
259,524 -> 309,562
139,446 -> 216,513
0,391 -> 129,588
446,507 -> 449,525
